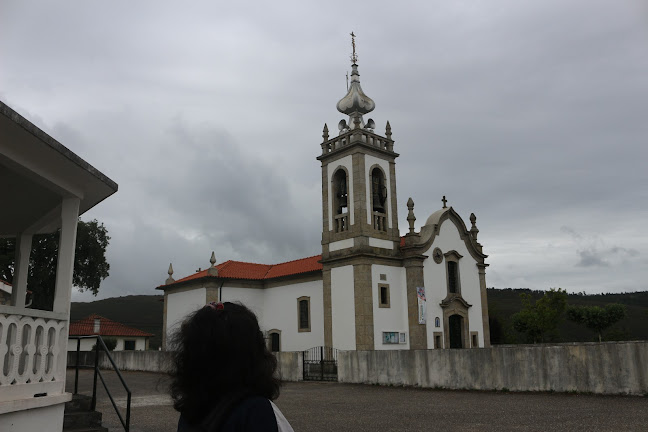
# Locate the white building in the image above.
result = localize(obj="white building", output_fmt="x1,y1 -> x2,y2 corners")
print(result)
67,314 -> 152,352
158,56 -> 490,353
0,101 -> 117,431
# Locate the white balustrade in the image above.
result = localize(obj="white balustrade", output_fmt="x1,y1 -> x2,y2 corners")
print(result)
322,130 -> 393,155
373,212 -> 387,232
334,213 -> 349,233
0,309 -> 67,401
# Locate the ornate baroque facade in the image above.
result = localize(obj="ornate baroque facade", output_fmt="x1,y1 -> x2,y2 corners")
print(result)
158,46 -> 490,352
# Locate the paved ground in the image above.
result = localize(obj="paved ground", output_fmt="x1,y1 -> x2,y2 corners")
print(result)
66,369 -> 648,431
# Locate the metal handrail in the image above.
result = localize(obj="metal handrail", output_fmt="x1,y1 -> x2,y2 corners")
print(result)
69,335 -> 132,432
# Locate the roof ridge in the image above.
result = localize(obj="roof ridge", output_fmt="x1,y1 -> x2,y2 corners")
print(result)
273,254 -> 322,265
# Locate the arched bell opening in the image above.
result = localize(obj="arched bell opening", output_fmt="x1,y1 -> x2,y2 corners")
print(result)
332,169 -> 349,215
331,168 -> 349,233
370,167 -> 388,231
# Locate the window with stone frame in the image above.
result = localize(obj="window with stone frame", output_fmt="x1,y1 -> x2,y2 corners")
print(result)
297,296 -> 311,332
378,284 -> 390,308
444,251 -> 463,295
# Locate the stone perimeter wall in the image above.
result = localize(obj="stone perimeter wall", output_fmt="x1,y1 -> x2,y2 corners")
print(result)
67,351 -> 304,382
68,342 -> 647,395
338,341 -> 648,395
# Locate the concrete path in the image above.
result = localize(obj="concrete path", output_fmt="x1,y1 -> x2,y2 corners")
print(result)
66,369 -> 648,431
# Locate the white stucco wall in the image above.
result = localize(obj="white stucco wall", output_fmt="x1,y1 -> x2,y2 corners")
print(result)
364,155 -> 392,228
331,265 -> 356,350
114,337 -> 147,351
221,285 -> 266,324
372,265 -> 409,350
422,219 -> 484,348
368,237 -> 393,249
261,279 -> 324,352
167,287 -> 207,343
327,155 -> 354,231
67,338 -> 95,352
0,403 -> 64,432
67,336 -> 148,352
329,238 -> 354,252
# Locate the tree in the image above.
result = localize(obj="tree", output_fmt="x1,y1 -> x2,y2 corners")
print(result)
512,288 -> 568,343
567,303 -> 627,342
0,219 -> 110,310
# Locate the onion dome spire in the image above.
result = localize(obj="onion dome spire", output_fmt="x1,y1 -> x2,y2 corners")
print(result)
336,32 -> 375,129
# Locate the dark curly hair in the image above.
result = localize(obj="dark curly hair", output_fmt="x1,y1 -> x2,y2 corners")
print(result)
169,302 -> 280,426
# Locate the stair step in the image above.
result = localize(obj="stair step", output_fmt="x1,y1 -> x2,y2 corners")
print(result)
65,394 -> 93,412
63,410 -> 103,429
62,428 -> 109,432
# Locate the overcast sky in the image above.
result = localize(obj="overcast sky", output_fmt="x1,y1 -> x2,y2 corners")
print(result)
2,1 -> 647,300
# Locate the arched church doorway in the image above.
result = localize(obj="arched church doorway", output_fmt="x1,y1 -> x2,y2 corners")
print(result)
448,314 -> 463,348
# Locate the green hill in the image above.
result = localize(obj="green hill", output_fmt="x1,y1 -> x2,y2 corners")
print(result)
70,295 -> 164,349
488,288 -> 648,344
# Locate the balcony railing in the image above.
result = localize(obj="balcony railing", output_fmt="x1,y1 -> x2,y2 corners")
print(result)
0,307 -> 67,402
334,213 -> 349,233
373,212 -> 387,232
321,130 -> 394,155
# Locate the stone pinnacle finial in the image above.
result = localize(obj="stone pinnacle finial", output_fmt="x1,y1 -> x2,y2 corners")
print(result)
470,213 -> 479,241
407,197 -> 416,235
385,121 -> 392,139
207,252 -> 218,276
165,263 -> 175,285
323,123 -> 329,142
442,196 -> 448,209
350,31 -> 358,64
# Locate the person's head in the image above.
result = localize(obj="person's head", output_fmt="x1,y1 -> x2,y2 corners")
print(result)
169,302 -> 280,423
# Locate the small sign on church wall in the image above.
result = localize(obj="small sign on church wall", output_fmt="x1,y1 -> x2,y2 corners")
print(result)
417,286 -> 426,324
382,332 -> 407,344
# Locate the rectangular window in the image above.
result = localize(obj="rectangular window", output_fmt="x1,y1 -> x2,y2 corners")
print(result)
270,333 -> 280,352
378,284 -> 390,308
297,297 -> 311,332
471,332 -> 479,348
124,340 -> 135,351
448,261 -> 458,293
433,331 -> 444,349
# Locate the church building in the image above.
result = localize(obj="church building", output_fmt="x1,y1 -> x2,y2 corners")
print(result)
157,41 -> 490,352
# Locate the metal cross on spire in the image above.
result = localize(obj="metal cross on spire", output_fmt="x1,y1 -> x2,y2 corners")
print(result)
350,31 -> 358,64
442,195 -> 448,208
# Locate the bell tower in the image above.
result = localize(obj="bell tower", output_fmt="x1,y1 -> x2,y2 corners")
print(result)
318,35 -> 400,260
318,34 -> 401,350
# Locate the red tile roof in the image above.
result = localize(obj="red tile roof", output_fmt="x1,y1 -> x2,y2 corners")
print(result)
166,255 -> 323,287
69,314 -> 153,337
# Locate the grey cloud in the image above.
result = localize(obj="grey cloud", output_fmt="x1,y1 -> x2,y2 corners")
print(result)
609,247 -> 640,258
576,249 -> 609,268
2,0 -> 648,296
